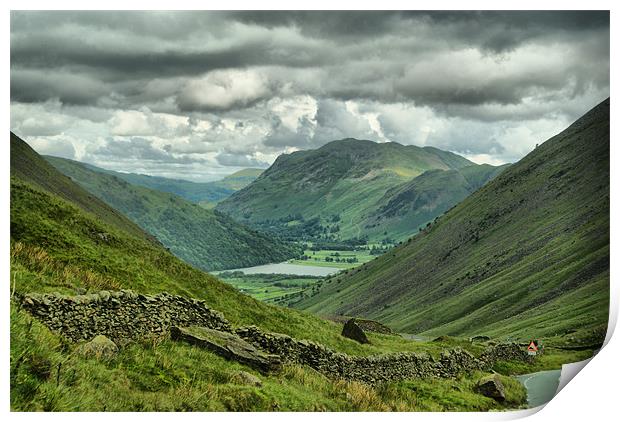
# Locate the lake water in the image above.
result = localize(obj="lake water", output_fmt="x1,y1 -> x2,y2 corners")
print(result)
516,369 -> 561,408
213,262 -> 341,277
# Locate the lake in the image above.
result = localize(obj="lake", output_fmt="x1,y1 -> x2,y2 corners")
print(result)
213,262 -> 341,277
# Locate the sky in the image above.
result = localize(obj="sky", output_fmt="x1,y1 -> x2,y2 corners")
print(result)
10,10 -> 610,182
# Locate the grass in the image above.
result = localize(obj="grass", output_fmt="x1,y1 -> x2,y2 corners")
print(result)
492,348 -> 596,376
295,99 -> 610,345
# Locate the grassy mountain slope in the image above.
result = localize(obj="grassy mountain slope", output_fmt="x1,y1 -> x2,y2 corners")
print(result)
365,164 -> 510,240
76,163 -> 262,204
11,132 -> 532,411
217,138 -> 495,242
44,156 -> 297,271
10,133 -> 157,244
295,99 -> 610,344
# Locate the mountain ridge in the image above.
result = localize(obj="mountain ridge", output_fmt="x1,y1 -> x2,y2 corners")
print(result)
217,138 -> 502,242
49,160 -> 264,205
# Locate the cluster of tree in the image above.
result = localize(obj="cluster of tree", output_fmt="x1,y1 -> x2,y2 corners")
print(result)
369,244 -> 392,255
309,236 -> 369,251
324,256 -> 358,263
251,214 -> 346,243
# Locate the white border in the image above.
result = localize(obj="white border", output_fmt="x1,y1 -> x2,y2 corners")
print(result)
2,2 -> 617,421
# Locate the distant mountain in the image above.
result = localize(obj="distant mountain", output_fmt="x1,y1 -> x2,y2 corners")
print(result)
295,99 -> 610,344
217,139 -> 505,242
70,164 -> 263,205
45,156 -> 299,271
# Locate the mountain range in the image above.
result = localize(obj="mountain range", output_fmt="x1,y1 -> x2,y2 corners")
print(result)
217,139 -> 508,242
294,98 -> 610,345
11,130 -> 533,411
59,162 -> 262,207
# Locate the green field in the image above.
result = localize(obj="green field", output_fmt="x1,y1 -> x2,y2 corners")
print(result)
217,272 -> 322,304
289,249 -> 377,268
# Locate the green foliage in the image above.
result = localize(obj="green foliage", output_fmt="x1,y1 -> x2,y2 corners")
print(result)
44,156 -> 298,271
217,138 -> 503,242
295,99 -> 610,344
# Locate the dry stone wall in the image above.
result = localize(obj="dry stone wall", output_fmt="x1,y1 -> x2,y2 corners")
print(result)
235,325 -> 533,384
20,290 -> 232,344
20,291 -> 534,384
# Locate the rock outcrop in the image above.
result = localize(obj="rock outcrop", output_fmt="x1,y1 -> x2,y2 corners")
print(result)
171,326 -> 281,374
341,319 -> 370,344
230,370 -> 263,387
352,318 -> 396,335
476,374 -> 506,402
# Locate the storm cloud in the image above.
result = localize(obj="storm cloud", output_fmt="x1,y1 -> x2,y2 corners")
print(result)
10,11 -> 609,180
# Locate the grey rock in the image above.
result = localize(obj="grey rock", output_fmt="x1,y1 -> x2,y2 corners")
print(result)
341,319 -> 370,344
476,374 -> 506,402
75,335 -> 118,359
230,370 -> 262,387
171,326 -> 281,374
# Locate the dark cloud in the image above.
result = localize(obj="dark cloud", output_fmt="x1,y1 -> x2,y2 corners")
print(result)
11,11 -> 609,110
9,11 -> 610,179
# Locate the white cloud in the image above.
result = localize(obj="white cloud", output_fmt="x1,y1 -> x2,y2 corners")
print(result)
177,69 -> 272,111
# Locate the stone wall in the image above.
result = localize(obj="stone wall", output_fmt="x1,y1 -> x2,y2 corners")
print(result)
236,325 -> 532,384
20,291 -> 231,344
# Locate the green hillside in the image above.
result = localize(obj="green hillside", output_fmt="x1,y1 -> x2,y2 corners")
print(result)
365,164 -> 510,240
44,155 -> 297,271
72,163 -> 263,204
10,132 -> 536,412
295,99 -> 610,345
10,133 -> 158,244
217,139 -> 503,243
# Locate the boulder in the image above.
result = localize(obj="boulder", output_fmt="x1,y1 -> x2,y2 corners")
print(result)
230,370 -> 262,387
470,335 -> 491,342
171,326 -> 281,374
476,374 -> 506,402
341,319 -> 370,344
76,335 -> 118,359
